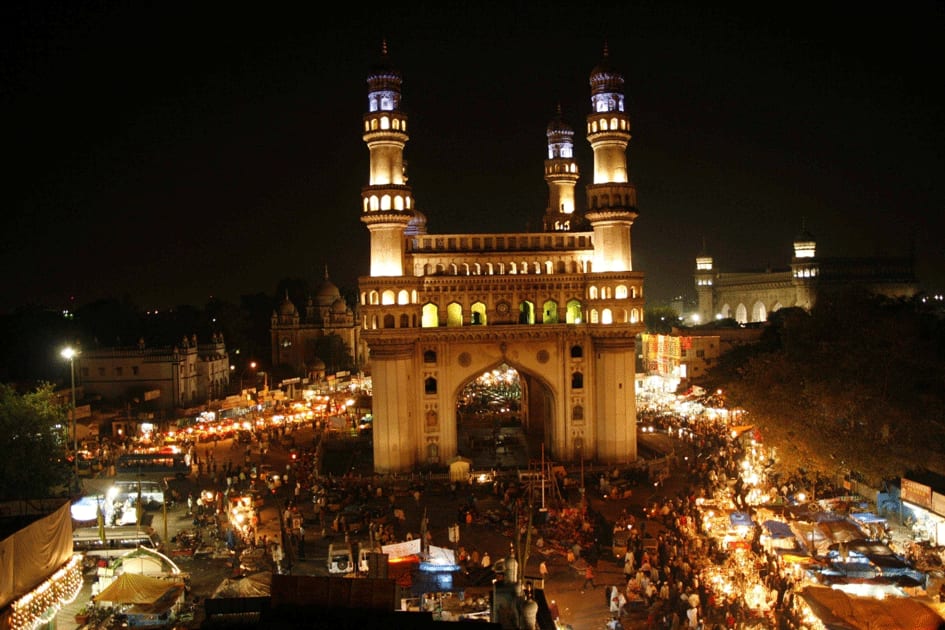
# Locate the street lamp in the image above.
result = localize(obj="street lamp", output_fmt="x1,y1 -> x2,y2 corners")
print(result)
60,346 -> 79,487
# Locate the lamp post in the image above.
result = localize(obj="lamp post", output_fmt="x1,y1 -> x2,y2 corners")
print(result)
60,346 -> 79,487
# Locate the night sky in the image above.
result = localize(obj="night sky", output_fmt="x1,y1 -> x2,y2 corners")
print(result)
3,2 -> 942,313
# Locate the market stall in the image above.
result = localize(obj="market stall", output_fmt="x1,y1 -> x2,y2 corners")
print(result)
92,572 -> 186,627
795,585 -> 945,630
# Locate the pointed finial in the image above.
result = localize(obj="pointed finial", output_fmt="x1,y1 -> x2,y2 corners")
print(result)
381,38 -> 388,56
602,39 -> 610,58
324,264 -> 329,279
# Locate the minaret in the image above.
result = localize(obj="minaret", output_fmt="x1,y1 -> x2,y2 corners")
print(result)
694,238 -> 715,323
543,104 -> 580,232
361,40 -> 414,277
585,43 -> 638,272
791,220 -> 819,310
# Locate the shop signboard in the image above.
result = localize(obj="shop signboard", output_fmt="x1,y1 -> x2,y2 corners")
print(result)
901,478 -> 932,509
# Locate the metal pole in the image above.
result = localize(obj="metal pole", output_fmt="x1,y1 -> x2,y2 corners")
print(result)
70,355 -> 78,483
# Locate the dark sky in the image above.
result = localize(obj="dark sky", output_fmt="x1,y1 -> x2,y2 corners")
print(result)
3,1 -> 942,313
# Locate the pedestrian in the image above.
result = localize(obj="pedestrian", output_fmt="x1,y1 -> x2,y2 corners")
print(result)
548,599 -> 560,622
539,560 -> 548,580
582,564 -> 596,591
623,549 -> 635,576
186,493 -> 194,516
481,552 -> 491,568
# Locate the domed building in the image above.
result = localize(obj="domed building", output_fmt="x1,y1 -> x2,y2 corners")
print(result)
270,269 -> 362,381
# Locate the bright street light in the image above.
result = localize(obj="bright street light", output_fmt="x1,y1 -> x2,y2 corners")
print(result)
60,346 -> 79,489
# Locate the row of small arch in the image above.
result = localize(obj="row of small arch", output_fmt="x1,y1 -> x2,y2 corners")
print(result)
720,301 -> 784,324
362,284 -> 639,306
363,193 -> 413,212
364,114 -> 406,132
363,300 -> 642,329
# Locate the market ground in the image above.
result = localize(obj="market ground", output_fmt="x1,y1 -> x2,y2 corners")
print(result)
57,426 -> 682,629
57,426 -> 945,629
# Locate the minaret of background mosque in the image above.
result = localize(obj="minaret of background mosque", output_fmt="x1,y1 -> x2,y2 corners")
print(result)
361,40 -> 413,278
585,42 -> 637,272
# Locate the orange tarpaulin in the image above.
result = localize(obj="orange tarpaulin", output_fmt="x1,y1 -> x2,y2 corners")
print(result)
93,572 -> 184,605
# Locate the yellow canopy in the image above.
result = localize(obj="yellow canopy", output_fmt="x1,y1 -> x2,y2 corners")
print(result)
93,572 -> 184,605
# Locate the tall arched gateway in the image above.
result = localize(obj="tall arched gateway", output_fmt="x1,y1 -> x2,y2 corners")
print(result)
358,44 -> 644,474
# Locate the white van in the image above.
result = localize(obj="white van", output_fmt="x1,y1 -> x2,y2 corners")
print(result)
73,525 -> 161,559
327,542 -> 355,574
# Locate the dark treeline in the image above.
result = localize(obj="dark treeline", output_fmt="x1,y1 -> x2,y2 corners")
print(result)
699,288 -> 945,484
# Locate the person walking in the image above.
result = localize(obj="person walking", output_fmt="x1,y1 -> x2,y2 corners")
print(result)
582,563 -> 596,591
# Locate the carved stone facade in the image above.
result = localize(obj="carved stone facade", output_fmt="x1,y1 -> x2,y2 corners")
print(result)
358,44 -> 645,473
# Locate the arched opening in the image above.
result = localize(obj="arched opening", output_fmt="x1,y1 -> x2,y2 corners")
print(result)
421,303 -> 439,328
447,302 -> 463,327
542,300 -> 558,324
751,301 -> 767,323
455,362 -> 555,466
471,301 -> 487,325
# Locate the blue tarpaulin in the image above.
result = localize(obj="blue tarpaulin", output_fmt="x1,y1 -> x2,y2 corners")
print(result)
762,519 -> 794,539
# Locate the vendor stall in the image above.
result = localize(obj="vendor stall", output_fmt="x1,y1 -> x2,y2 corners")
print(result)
93,572 -> 186,627
795,585 -> 944,630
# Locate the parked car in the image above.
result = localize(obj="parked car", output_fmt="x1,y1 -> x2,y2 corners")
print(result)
328,542 -> 355,574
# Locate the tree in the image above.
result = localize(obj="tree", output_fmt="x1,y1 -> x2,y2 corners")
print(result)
706,293 -> 945,483
644,307 -> 680,334
0,383 -> 71,499
314,334 -> 355,375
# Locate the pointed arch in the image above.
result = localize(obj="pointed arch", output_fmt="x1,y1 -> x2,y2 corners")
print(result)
471,301 -> 487,326
519,300 -> 535,324
735,304 -> 748,324
447,302 -> 463,327
566,299 -> 583,324
422,303 -> 439,328
542,300 -> 559,324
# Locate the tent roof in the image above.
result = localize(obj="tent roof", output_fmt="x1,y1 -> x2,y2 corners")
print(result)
212,572 -> 272,599
93,572 -> 184,605
799,585 -> 945,630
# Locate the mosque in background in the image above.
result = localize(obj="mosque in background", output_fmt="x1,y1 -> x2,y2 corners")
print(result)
693,226 -> 919,325
357,43 -> 645,474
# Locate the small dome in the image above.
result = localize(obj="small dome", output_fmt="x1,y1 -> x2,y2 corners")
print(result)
406,209 -> 427,236
316,278 -> 342,306
589,42 -> 625,94
332,298 -> 348,314
794,227 -> 816,243
367,39 -> 402,93
310,358 -> 326,371
546,105 -> 572,134
278,293 -> 298,317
